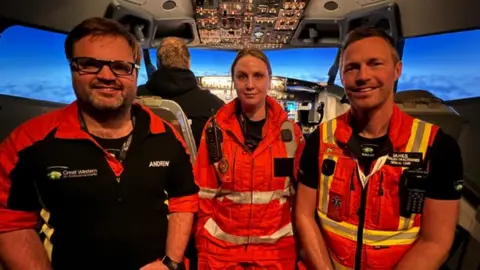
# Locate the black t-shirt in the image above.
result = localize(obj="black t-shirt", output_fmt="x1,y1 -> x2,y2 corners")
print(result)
240,116 -> 266,152
298,127 -> 463,200
355,134 -> 390,175
91,134 -> 131,159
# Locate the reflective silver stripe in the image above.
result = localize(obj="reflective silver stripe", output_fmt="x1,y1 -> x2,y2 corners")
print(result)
319,214 -> 419,245
204,218 -> 294,245
216,187 -> 292,204
199,188 -> 217,199
200,121 -> 299,205
200,187 -> 293,204
399,119 -> 432,230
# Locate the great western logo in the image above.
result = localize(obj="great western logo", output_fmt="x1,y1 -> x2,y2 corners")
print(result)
46,166 -> 98,180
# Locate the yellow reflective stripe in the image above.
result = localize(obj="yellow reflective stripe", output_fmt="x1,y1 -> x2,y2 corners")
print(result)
398,119 -> 433,230
204,218 -> 293,245
321,118 -> 337,144
318,118 -> 338,213
319,154 -> 339,213
318,212 -> 419,246
40,209 -> 54,261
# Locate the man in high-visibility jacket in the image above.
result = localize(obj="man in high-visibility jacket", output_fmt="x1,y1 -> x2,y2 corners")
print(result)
294,27 -> 463,270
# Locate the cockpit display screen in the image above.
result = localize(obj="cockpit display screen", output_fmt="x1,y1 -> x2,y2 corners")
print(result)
283,101 -> 298,121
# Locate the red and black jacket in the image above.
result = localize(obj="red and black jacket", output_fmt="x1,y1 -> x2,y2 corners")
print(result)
0,101 -> 199,270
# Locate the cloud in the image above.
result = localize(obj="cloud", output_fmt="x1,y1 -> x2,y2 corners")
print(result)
397,74 -> 480,100
0,71 -> 478,104
0,77 -> 76,104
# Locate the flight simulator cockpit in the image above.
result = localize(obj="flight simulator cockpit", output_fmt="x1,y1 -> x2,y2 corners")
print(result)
197,75 -> 348,136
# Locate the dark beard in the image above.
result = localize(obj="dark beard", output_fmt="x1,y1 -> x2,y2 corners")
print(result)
77,99 -> 130,123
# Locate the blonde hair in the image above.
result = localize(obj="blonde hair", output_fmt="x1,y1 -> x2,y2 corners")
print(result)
156,37 -> 190,69
230,47 -> 272,78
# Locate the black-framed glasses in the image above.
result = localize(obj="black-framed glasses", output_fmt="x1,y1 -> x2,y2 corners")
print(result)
69,57 -> 140,76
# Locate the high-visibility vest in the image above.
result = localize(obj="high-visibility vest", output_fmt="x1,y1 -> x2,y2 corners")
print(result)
317,106 -> 439,269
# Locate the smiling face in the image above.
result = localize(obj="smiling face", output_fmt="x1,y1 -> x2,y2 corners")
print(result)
233,55 -> 271,109
340,36 -> 402,112
71,34 -> 138,112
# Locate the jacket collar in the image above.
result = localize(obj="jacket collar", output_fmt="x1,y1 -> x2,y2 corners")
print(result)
215,96 -> 289,155
55,101 -> 166,140
334,104 -> 414,151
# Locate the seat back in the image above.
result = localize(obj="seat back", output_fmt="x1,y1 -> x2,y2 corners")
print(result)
135,96 -> 197,163
0,94 -> 66,142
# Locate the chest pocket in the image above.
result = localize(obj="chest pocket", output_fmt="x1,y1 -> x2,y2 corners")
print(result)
318,155 -> 356,222
213,139 -> 238,190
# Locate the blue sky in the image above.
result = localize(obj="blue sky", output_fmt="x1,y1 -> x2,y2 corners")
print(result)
0,25 -> 478,103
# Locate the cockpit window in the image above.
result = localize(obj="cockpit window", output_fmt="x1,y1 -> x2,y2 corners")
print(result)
0,25 -> 478,103
0,25 -> 75,103
139,47 -> 339,85
397,29 -> 480,100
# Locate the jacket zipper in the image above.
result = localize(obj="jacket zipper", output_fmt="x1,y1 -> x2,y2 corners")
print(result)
355,183 -> 368,270
247,158 -> 254,248
226,130 -> 253,250
355,161 -> 373,270
231,146 -> 238,189
347,167 -> 356,217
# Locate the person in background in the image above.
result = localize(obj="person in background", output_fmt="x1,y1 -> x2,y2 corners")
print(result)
194,47 -> 306,269
294,27 -> 462,270
0,17 -> 198,270
137,37 -> 225,147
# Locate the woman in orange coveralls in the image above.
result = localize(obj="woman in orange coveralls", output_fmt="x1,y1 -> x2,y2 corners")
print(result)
194,47 -> 306,269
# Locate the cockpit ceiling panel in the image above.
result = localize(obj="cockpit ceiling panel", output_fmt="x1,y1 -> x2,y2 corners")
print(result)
0,0 -> 113,33
0,0 -> 479,49
193,0 -> 308,49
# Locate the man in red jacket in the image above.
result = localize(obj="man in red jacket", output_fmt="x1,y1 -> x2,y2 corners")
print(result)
0,17 -> 198,270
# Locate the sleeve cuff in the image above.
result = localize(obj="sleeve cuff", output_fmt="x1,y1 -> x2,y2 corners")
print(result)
298,172 -> 319,189
168,194 -> 199,213
0,208 -> 38,233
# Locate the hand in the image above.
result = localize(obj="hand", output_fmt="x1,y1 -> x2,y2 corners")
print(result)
139,260 -> 168,270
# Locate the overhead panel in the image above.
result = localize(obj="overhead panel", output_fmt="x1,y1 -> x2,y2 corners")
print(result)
396,0 -> 480,37
107,0 -> 200,48
193,0 -> 309,49
0,0 -> 479,49
0,0 -> 113,33
291,0 -> 399,47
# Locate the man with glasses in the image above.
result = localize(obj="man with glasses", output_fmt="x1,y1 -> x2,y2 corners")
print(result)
0,17 -> 198,270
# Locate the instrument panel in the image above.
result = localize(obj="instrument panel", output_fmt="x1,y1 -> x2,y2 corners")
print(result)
193,0 -> 309,49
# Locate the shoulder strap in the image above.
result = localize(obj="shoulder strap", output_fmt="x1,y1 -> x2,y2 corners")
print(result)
281,121 -> 297,158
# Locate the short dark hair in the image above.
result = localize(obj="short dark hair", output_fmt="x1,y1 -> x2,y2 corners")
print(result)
341,27 -> 399,63
64,17 -> 142,66
230,47 -> 272,78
